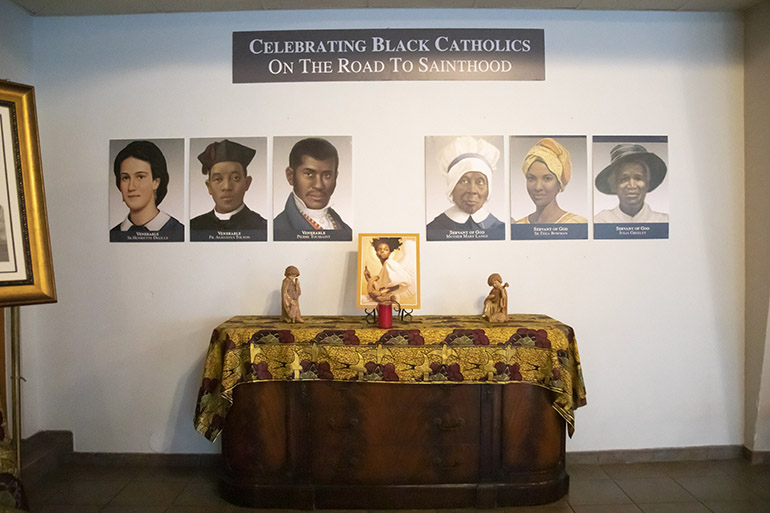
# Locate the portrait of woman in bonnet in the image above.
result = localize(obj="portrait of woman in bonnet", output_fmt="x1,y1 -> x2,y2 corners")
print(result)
514,137 -> 587,225
110,140 -> 184,242
426,136 -> 505,241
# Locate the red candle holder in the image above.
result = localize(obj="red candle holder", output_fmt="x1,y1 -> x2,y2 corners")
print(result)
377,303 -> 393,329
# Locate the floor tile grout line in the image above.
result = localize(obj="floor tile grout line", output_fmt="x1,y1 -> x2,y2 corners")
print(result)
99,470 -> 197,511
616,472 -> 704,504
666,470 -> 768,505
25,458 -> 770,512
611,470 -> 770,512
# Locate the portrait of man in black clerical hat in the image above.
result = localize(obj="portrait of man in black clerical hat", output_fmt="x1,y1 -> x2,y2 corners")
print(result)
189,138 -> 268,242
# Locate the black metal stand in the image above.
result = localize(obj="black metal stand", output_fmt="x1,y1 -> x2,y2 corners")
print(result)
363,303 -> 413,325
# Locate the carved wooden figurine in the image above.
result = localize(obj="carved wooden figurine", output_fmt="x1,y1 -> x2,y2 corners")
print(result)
281,265 -> 303,323
482,273 -> 509,323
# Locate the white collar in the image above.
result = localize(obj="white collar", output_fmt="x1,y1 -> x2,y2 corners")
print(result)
214,203 -> 245,221
292,192 -> 331,219
444,204 -> 490,224
614,203 -> 652,221
119,210 -> 170,231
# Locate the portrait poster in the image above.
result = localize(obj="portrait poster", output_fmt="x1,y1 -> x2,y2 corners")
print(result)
189,137 -> 268,242
510,135 -> 588,240
108,138 -> 185,242
592,135 -> 669,239
425,135 -> 505,241
272,135 -> 353,241
357,233 -> 420,310
0,81 -> 56,306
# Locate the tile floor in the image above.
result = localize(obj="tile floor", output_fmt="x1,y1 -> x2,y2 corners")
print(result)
24,458 -> 770,513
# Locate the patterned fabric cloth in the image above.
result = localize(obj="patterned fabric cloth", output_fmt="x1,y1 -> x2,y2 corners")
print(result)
0,406 -> 28,511
194,315 -> 587,442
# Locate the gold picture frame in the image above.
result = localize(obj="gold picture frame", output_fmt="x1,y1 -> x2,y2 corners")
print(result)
0,81 -> 56,306
357,233 -> 420,309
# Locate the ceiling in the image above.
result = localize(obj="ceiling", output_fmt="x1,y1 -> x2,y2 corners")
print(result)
10,0 -> 762,16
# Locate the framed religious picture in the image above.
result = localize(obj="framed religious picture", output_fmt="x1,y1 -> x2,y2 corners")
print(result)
357,233 -> 420,309
0,81 -> 56,306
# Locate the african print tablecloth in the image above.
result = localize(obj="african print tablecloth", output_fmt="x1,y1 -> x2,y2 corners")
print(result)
0,406 -> 28,511
194,315 -> 587,442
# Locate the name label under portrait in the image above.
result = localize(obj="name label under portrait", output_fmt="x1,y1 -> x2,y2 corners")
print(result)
190,230 -> 266,242
594,223 -> 669,240
274,229 -> 351,242
429,227 -> 504,241
510,223 -> 588,240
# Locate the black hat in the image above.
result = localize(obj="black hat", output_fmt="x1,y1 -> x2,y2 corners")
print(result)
197,140 -> 256,175
595,143 -> 667,194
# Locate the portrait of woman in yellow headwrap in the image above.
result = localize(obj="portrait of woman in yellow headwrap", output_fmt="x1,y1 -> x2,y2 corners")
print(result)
514,137 -> 587,225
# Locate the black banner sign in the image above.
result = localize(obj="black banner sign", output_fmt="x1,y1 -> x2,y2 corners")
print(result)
233,28 -> 544,83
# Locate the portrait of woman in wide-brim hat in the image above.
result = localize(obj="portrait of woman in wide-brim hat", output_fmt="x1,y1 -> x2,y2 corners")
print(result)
594,142 -> 669,224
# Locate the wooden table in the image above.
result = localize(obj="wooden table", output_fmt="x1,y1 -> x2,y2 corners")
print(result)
194,315 -> 587,509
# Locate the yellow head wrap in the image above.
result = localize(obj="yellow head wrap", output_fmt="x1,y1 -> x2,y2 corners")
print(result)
521,138 -> 572,192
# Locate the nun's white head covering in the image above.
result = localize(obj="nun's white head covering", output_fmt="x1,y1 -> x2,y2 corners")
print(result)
438,136 -> 500,203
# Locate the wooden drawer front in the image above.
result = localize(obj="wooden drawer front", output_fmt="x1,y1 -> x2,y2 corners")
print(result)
308,382 -> 481,484
222,382 -> 290,480
220,380 -> 569,507
312,442 -> 480,484
423,385 -> 480,445
499,383 -> 565,474
308,382 -> 368,451
309,383 -> 480,446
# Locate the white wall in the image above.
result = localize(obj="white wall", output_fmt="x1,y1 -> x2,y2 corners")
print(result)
21,8 -> 744,453
0,0 -> 33,83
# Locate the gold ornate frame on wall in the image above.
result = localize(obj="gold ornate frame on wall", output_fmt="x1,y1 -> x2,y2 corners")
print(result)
0,80 -> 56,306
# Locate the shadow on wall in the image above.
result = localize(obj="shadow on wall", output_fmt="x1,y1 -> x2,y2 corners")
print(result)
340,250 -> 359,315
266,289 -> 281,317
160,329 -> 222,454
